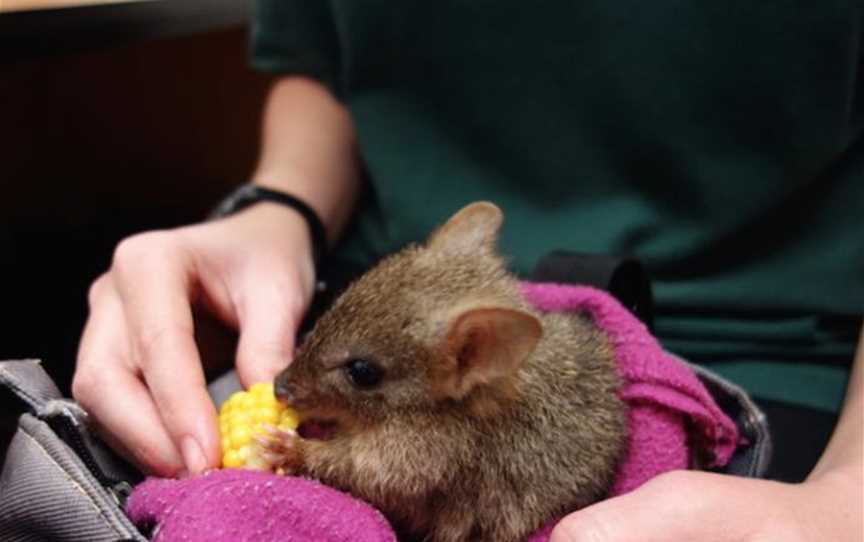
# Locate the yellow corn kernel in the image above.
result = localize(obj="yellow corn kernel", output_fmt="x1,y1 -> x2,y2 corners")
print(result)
218,382 -> 300,470
278,409 -> 300,431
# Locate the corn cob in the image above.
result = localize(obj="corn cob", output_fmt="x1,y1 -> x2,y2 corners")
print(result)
218,382 -> 300,470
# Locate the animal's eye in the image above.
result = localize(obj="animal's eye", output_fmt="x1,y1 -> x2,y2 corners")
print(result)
344,358 -> 384,389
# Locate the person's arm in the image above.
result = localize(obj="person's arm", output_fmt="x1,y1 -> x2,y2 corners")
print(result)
807,327 -> 862,483
73,76 -> 361,476
551,326 -> 863,542
251,77 -> 362,246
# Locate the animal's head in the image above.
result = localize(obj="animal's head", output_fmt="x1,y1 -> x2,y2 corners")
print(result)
274,202 -> 542,435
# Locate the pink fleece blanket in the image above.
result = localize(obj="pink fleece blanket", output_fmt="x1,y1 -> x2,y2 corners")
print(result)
127,283 -> 739,542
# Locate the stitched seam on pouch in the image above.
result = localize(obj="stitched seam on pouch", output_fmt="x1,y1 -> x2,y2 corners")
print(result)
19,427 -> 129,537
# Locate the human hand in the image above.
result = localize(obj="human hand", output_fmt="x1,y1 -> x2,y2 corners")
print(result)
550,469 -> 862,542
73,203 -> 316,476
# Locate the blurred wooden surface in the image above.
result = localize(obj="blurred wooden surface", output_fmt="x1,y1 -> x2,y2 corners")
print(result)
0,1 -> 249,57
1,26 -> 272,221
1,0 -> 143,13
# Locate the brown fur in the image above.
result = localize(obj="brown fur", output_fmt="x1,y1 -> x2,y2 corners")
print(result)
268,202 -> 627,542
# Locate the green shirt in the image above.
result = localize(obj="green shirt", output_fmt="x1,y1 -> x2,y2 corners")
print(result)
251,0 -> 863,413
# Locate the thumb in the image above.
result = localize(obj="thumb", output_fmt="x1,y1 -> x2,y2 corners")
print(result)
233,279 -> 308,387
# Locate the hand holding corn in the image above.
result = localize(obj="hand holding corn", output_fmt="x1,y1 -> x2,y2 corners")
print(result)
218,382 -> 300,470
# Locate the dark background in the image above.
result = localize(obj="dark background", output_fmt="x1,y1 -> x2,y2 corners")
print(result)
1,1 -> 272,395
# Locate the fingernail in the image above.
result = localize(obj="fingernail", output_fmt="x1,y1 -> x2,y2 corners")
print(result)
180,435 -> 207,476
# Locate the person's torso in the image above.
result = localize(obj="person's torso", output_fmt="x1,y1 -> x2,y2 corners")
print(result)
255,0 -> 864,411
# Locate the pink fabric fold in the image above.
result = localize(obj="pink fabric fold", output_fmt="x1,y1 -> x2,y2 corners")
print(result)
127,282 -> 739,542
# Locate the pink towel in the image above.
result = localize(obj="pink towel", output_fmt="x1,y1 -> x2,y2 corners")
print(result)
127,283 -> 739,542
128,470 -> 396,542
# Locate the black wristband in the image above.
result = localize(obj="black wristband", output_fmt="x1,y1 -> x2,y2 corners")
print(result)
210,184 -> 328,267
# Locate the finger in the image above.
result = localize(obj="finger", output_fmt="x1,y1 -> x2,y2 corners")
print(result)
83,367 -> 188,476
233,271 -> 308,387
549,471 -> 749,542
111,233 -> 220,475
74,277 -> 184,475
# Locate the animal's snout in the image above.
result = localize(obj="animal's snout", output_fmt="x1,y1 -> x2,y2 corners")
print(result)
274,372 -> 307,407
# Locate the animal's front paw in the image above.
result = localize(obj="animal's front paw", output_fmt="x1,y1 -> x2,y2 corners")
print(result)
252,426 -> 304,475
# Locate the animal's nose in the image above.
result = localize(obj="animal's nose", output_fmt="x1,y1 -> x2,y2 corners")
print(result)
274,373 -> 302,405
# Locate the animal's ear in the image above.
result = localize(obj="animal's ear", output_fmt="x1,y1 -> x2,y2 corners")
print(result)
427,201 -> 503,257
438,307 -> 542,399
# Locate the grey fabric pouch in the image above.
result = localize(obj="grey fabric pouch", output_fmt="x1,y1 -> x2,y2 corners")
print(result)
0,359 -> 145,542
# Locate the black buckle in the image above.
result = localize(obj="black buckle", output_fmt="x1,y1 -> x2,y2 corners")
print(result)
530,251 -> 654,331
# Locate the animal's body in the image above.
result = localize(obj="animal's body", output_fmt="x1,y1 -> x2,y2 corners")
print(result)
266,202 -> 627,542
